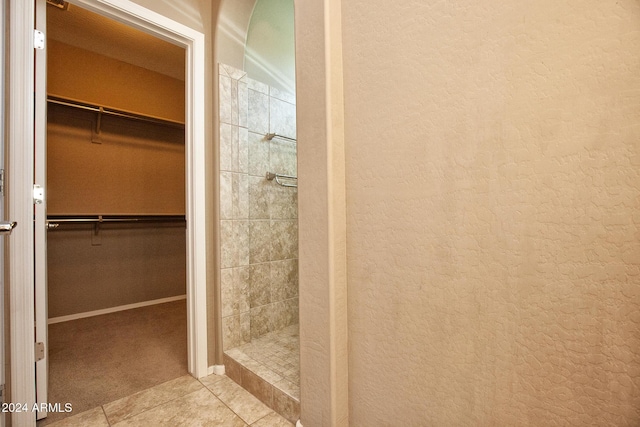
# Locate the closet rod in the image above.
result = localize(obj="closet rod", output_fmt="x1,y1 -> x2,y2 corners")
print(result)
46,215 -> 186,225
47,96 -> 185,129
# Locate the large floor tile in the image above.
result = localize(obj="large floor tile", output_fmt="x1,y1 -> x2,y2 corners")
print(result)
112,388 -> 247,427
251,412 -> 294,427
46,407 -> 109,427
104,375 -> 203,424
204,375 -> 272,424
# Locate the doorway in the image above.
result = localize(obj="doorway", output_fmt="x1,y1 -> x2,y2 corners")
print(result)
12,0 -> 210,425
40,2 -> 188,424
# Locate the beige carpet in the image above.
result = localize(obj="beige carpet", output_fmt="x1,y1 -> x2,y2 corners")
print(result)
39,300 -> 188,425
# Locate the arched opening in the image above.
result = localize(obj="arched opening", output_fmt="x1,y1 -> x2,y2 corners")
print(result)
216,0 -> 299,423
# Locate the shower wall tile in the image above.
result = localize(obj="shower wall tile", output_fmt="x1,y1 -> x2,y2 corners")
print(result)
249,176 -> 269,219
269,98 -> 296,140
222,64 -> 247,81
231,172 -> 240,218
271,301 -> 287,332
270,220 -> 298,261
239,128 -> 249,174
235,266 -> 251,314
270,140 -> 297,177
219,64 -> 299,346
240,312 -> 251,345
223,314 -> 241,351
247,77 -> 269,95
250,305 -> 271,339
234,221 -> 250,266
220,123 -> 232,172
233,174 -> 249,219
221,268 -> 235,317
219,75 -> 232,125
250,220 -> 271,264
238,82 -> 248,128
231,79 -> 239,125
271,259 -> 298,301
248,132 -> 269,177
220,172 -> 233,220
269,185 -> 297,220
231,125 -> 240,171
220,220 -> 234,269
270,86 -> 296,105
286,298 -> 299,328
249,263 -> 271,308
248,90 -> 269,134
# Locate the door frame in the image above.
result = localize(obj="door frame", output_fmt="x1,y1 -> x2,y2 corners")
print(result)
10,0 -> 208,423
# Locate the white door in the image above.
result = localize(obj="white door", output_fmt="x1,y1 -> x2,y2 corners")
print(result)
0,6 -> 5,425
0,2 -> 18,425
34,0 -> 48,420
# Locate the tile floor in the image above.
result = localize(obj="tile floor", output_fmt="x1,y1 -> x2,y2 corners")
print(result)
226,325 -> 300,400
45,374 -> 294,427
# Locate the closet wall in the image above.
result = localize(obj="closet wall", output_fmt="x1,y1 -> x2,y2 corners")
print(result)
47,40 -> 187,319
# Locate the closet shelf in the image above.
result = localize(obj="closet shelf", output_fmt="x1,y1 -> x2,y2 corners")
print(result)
47,96 -> 185,129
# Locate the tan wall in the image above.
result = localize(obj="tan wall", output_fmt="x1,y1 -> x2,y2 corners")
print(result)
47,225 -> 186,317
47,35 -> 188,317
47,104 -> 185,215
48,40 -> 185,124
339,1 -> 640,425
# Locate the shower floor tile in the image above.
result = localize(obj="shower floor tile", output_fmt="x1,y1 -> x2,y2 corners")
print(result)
226,324 -> 299,400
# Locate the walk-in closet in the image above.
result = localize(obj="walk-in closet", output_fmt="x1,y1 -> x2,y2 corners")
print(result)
41,3 -> 187,424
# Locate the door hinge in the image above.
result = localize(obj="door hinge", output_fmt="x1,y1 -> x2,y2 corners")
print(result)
35,342 -> 45,362
33,185 -> 44,205
34,30 -> 45,50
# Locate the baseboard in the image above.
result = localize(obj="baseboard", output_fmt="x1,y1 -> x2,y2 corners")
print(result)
47,295 -> 187,324
208,365 -> 225,376
296,421 -> 303,427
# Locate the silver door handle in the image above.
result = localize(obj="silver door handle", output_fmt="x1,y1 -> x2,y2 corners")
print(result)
0,221 -> 17,235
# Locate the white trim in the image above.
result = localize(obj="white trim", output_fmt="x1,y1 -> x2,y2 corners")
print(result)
8,0 -> 37,425
212,365 -> 226,375
296,421 -> 303,427
47,295 -> 187,325
34,0 -> 49,420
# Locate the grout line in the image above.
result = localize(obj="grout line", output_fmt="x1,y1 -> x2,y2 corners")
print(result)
200,381 -> 257,426
102,378 -> 205,425
101,406 -> 112,427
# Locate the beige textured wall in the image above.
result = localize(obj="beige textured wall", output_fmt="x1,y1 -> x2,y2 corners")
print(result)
295,0 -> 349,424
341,1 -> 640,425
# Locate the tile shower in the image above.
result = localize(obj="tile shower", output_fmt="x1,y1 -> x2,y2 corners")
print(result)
218,63 -> 299,423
